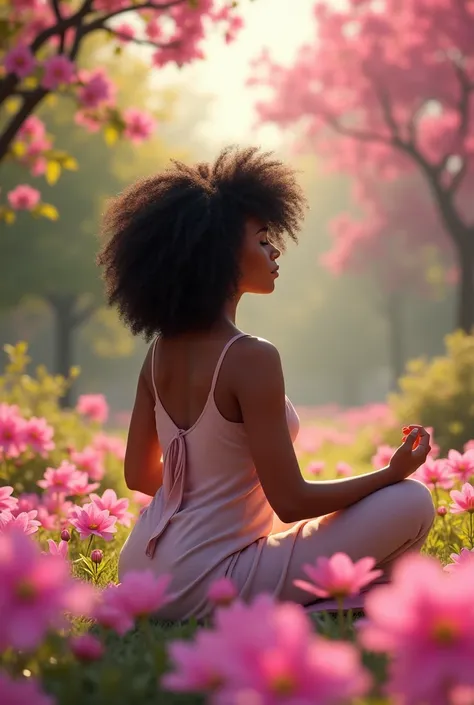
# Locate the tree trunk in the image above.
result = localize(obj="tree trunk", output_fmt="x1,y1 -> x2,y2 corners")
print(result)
457,246 -> 474,334
386,291 -> 404,389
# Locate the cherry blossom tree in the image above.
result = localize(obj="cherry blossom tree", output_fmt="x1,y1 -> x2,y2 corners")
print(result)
250,0 -> 474,332
0,0 -> 243,222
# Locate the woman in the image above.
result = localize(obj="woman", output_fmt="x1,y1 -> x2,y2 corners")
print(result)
97,146 -> 435,621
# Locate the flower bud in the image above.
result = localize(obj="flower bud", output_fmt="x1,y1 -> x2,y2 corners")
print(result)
437,506 -> 447,517
70,634 -> 104,662
91,549 -> 103,564
207,577 -> 237,608
60,529 -> 71,542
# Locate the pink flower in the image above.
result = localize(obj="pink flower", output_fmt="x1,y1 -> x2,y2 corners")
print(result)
450,483 -> 474,514
22,416 -> 55,456
41,492 -> 73,528
464,440 -> 474,453
71,446 -> 104,481
76,394 -> 109,424
0,403 -> 26,458
94,584 -> 135,635
115,22 -> 135,42
444,548 -> 474,574
123,108 -> 156,144
92,432 -> 126,460
0,528 -> 96,650
413,457 -> 454,490
41,54 -> 75,90
335,461 -> 353,477
0,672 -> 54,705
70,633 -> 104,661
89,489 -> 133,527
7,184 -> 41,211
46,539 -> 69,559
114,570 -> 172,618
0,486 -> 18,514
37,461 -> 82,495
207,577 -> 237,607
1,510 -> 41,535
18,116 -> 45,141
445,450 -> 474,482
132,491 -> 152,510
69,502 -> 117,541
163,594 -> 370,702
307,460 -> 325,476
4,45 -> 36,78
294,552 -> 383,600
68,472 -> 100,496
359,554 -> 474,705
77,69 -> 115,109
91,549 -> 103,564
372,444 -> 395,469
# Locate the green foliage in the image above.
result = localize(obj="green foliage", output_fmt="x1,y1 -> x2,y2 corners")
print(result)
387,330 -> 474,454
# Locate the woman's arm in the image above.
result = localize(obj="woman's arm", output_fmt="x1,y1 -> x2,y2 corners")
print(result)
124,351 -> 163,497
234,338 -> 427,523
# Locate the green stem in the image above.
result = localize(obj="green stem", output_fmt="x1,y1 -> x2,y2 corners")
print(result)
433,484 -> 440,508
86,535 -> 94,557
139,616 -> 155,655
336,596 -> 345,638
469,512 -> 474,549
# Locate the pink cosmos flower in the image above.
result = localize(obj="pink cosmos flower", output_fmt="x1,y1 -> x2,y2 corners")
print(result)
92,432 -> 126,460
123,108 -> 156,144
114,570 -> 172,618
4,44 -> 36,78
89,489 -> 133,527
1,509 -> 41,535
444,548 -> 474,574
445,450 -> 474,482
450,483 -> 474,514
294,552 -> 383,600
0,486 -> 18,514
132,490 -> 152,510
0,672 -> 54,705
464,440 -> 474,453
163,594 -> 371,703
335,462 -> 353,477
14,493 -> 40,515
70,633 -> 104,661
7,184 -> 41,211
69,502 -> 117,541
0,403 -> 26,458
41,54 -> 75,90
372,444 -> 396,469
46,539 -> 69,560
207,577 -> 237,607
38,461 -> 82,495
71,446 -> 104,481
94,584 -> 135,635
359,553 -> 474,705
307,460 -> 325,476
68,471 -> 100,496
76,393 -> 109,424
413,457 -> 454,490
0,527 -> 96,650
22,416 -> 55,456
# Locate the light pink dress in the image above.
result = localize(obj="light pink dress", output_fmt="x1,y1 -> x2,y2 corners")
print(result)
119,333 -> 435,620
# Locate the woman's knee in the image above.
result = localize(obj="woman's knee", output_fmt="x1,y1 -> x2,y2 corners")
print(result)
395,478 -> 435,527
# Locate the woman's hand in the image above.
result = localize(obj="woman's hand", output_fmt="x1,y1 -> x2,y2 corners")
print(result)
387,425 -> 431,483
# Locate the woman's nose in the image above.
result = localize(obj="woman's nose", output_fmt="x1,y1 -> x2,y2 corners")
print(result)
271,246 -> 281,260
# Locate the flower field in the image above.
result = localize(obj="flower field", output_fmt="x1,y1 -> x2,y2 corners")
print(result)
1,342 -> 474,705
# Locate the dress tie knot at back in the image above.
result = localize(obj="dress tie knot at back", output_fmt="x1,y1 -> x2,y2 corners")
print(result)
145,429 -> 187,559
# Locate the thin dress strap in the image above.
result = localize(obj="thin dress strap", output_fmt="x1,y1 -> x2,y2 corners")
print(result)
209,332 -> 250,395
150,336 -> 159,401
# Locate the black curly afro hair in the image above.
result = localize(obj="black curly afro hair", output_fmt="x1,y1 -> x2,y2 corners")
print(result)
97,145 -> 307,339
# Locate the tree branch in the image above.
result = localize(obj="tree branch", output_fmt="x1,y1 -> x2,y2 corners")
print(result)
0,88 -> 48,161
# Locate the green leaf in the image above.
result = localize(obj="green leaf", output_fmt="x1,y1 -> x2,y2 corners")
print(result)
36,203 -> 59,221
46,161 -> 61,185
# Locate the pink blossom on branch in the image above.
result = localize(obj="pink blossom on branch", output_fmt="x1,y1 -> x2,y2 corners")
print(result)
41,54 -> 75,90
7,184 -> 41,211
4,44 -> 36,78
123,108 -> 156,144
